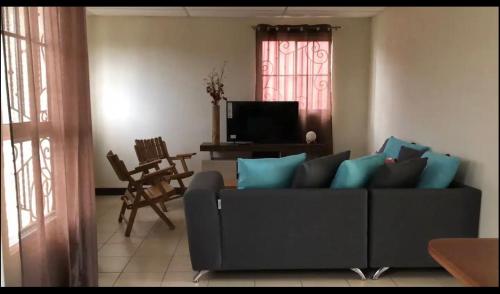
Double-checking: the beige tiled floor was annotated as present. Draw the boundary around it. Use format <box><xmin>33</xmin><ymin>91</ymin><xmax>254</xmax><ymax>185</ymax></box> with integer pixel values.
<box><xmin>96</xmin><ymin>196</ymin><xmax>463</xmax><ymax>287</ymax></box>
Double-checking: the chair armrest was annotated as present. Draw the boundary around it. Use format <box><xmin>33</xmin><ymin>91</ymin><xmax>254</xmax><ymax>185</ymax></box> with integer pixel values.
<box><xmin>183</xmin><ymin>171</ymin><xmax>224</xmax><ymax>270</ymax></box>
<box><xmin>136</xmin><ymin>167</ymin><xmax>175</xmax><ymax>184</ymax></box>
<box><xmin>170</xmin><ymin>153</ymin><xmax>197</xmax><ymax>160</ymax></box>
<box><xmin>130</xmin><ymin>159</ymin><xmax>162</xmax><ymax>174</ymax></box>
<box><xmin>167</xmin><ymin>171</ymin><xmax>194</xmax><ymax>180</ymax></box>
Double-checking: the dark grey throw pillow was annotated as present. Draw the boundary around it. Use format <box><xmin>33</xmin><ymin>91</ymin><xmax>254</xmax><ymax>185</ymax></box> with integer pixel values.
<box><xmin>369</xmin><ymin>157</ymin><xmax>428</xmax><ymax>188</ymax></box>
<box><xmin>291</xmin><ymin>150</ymin><xmax>350</xmax><ymax>188</ymax></box>
<box><xmin>398</xmin><ymin>146</ymin><xmax>427</xmax><ymax>162</ymax></box>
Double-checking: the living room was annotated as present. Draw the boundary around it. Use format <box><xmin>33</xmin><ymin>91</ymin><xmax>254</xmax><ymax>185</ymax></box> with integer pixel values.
<box><xmin>0</xmin><ymin>5</ymin><xmax>498</xmax><ymax>287</ymax></box>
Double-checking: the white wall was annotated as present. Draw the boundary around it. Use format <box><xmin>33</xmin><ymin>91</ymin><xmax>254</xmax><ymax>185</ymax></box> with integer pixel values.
<box><xmin>87</xmin><ymin>16</ymin><xmax>372</xmax><ymax>188</ymax></box>
<box><xmin>369</xmin><ymin>7</ymin><xmax>499</xmax><ymax>237</ymax></box>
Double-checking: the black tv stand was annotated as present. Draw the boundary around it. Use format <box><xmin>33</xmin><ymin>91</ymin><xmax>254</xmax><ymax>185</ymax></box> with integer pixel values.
<box><xmin>228</xmin><ymin>141</ymin><xmax>253</xmax><ymax>145</ymax></box>
<box><xmin>200</xmin><ymin>142</ymin><xmax>328</xmax><ymax>160</ymax></box>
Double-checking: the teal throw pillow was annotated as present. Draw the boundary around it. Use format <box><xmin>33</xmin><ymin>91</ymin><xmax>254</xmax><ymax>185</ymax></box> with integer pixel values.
<box><xmin>382</xmin><ymin>136</ymin><xmax>430</xmax><ymax>158</ymax></box>
<box><xmin>331</xmin><ymin>153</ymin><xmax>385</xmax><ymax>189</ymax></box>
<box><xmin>237</xmin><ymin>153</ymin><xmax>306</xmax><ymax>189</ymax></box>
<box><xmin>417</xmin><ymin>151</ymin><xmax>460</xmax><ymax>188</ymax></box>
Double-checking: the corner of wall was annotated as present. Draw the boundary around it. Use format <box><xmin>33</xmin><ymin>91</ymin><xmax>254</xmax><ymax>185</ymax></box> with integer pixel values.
<box><xmin>366</xmin><ymin>13</ymin><xmax>378</xmax><ymax>153</ymax></box>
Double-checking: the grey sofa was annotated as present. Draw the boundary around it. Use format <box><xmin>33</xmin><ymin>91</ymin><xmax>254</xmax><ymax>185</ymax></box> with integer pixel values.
<box><xmin>183</xmin><ymin>171</ymin><xmax>368</xmax><ymax>282</ymax></box>
<box><xmin>183</xmin><ymin>171</ymin><xmax>481</xmax><ymax>282</ymax></box>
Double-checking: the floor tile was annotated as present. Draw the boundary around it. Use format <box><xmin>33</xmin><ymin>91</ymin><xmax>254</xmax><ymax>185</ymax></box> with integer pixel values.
<box><xmin>391</xmin><ymin>277</ymin><xmax>462</xmax><ymax>287</ymax></box>
<box><xmin>97</xmin><ymin>221</ymin><xmax>123</xmax><ymax>233</ymax></box>
<box><xmin>347</xmin><ymin>278</ymin><xmax>397</xmax><ymax>287</ymax></box>
<box><xmin>98</xmin><ymin>243</ymin><xmax>139</xmax><ymax>257</ymax></box>
<box><xmin>264</xmin><ymin>270</ymin><xmax>351</xmax><ymax>287</ymax></box>
<box><xmin>98</xmin><ymin>213</ymin><xmax>123</xmax><ymax>226</ymax></box>
<box><xmin>207</xmin><ymin>271</ymin><xmax>257</xmax><ymax>287</ymax></box>
<box><xmin>107</xmin><ymin>231</ymin><xmax>144</xmax><ymax>245</ymax></box>
<box><xmin>98</xmin><ymin>273</ymin><xmax>120</xmax><ymax>287</ymax></box>
<box><xmin>301</xmin><ymin>279</ymin><xmax>350</xmax><ymax>287</ymax></box>
<box><xmin>208</xmin><ymin>280</ymin><xmax>255</xmax><ymax>287</ymax></box>
<box><xmin>98</xmin><ymin>256</ymin><xmax>130</xmax><ymax>273</ymax></box>
<box><xmin>135</xmin><ymin>239</ymin><xmax>179</xmax><ymax>257</ymax></box>
<box><xmin>123</xmin><ymin>255</ymin><xmax>172</xmax><ymax>273</ymax></box>
<box><xmin>114</xmin><ymin>273</ymin><xmax>164</xmax><ymax>287</ymax></box>
<box><xmin>167</xmin><ymin>254</ymin><xmax>193</xmax><ymax>272</ymax></box>
<box><xmin>174</xmin><ymin>243</ymin><xmax>190</xmax><ymax>256</ymax></box>
<box><xmin>388</xmin><ymin>269</ymin><xmax>463</xmax><ymax>287</ymax></box>
<box><xmin>255</xmin><ymin>279</ymin><xmax>302</xmax><ymax>287</ymax></box>
<box><xmin>97</xmin><ymin>231</ymin><xmax>115</xmax><ymax>244</ymax></box>
<box><xmin>114</xmin><ymin>225</ymin><xmax>153</xmax><ymax>238</ymax></box>
<box><xmin>162</xmin><ymin>271</ymin><xmax>208</xmax><ymax>287</ymax></box>
<box><xmin>147</xmin><ymin>224</ymin><xmax>183</xmax><ymax>240</ymax></box>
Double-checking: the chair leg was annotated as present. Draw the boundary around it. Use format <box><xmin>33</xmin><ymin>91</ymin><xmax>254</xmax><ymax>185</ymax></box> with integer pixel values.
<box><xmin>159</xmin><ymin>201</ymin><xmax>168</xmax><ymax>212</ymax></box>
<box><xmin>150</xmin><ymin>202</ymin><xmax>176</xmax><ymax>230</ymax></box>
<box><xmin>124</xmin><ymin>206</ymin><xmax>138</xmax><ymax>237</ymax></box>
<box><xmin>118</xmin><ymin>201</ymin><xmax>127</xmax><ymax>223</ymax></box>
<box><xmin>177</xmin><ymin>179</ymin><xmax>186</xmax><ymax>193</ymax></box>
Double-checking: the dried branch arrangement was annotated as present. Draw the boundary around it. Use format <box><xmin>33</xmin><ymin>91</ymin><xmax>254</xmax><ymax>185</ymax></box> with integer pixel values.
<box><xmin>204</xmin><ymin>61</ymin><xmax>228</xmax><ymax>105</ymax></box>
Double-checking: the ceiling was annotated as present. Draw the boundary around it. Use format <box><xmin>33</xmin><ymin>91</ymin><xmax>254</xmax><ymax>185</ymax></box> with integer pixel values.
<box><xmin>86</xmin><ymin>7</ymin><xmax>384</xmax><ymax>18</ymax></box>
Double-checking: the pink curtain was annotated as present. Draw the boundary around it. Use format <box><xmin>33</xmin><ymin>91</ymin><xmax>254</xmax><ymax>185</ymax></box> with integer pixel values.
<box><xmin>256</xmin><ymin>24</ymin><xmax>333</xmax><ymax>153</ymax></box>
<box><xmin>1</xmin><ymin>7</ymin><xmax>97</xmax><ymax>286</ymax></box>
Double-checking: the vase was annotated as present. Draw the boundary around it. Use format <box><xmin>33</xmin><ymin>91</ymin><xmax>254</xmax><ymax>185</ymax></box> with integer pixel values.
<box><xmin>212</xmin><ymin>103</ymin><xmax>220</xmax><ymax>144</ymax></box>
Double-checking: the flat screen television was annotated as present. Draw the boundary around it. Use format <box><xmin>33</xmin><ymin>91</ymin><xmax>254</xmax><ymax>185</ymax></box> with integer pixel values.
<box><xmin>226</xmin><ymin>101</ymin><xmax>300</xmax><ymax>143</ymax></box>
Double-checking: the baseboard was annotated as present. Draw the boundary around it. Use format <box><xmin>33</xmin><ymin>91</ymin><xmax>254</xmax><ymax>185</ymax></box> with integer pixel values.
<box><xmin>95</xmin><ymin>188</ymin><xmax>126</xmax><ymax>196</ymax></box>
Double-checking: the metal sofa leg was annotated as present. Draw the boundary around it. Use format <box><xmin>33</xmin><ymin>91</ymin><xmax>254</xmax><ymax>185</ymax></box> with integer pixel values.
<box><xmin>350</xmin><ymin>268</ymin><xmax>367</xmax><ymax>280</ymax></box>
<box><xmin>372</xmin><ymin>267</ymin><xmax>390</xmax><ymax>280</ymax></box>
<box><xmin>193</xmin><ymin>270</ymin><xmax>209</xmax><ymax>283</ymax></box>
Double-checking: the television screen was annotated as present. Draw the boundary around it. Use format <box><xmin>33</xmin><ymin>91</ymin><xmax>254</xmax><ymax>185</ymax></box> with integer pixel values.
<box><xmin>226</xmin><ymin>101</ymin><xmax>300</xmax><ymax>143</ymax></box>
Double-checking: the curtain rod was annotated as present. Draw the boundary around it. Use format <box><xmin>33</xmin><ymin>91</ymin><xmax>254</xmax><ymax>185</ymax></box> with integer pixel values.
<box><xmin>251</xmin><ymin>25</ymin><xmax>341</xmax><ymax>31</ymax></box>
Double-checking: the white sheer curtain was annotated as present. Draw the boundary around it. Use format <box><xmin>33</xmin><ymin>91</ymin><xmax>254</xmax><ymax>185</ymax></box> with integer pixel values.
<box><xmin>1</xmin><ymin>7</ymin><xmax>97</xmax><ymax>286</ymax></box>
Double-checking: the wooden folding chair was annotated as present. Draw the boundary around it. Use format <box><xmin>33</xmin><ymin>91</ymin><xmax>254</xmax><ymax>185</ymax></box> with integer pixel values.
<box><xmin>106</xmin><ymin>150</ymin><xmax>181</xmax><ymax>236</ymax></box>
<box><xmin>134</xmin><ymin>137</ymin><xmax>196</xmax><ymax>195</ymax></box>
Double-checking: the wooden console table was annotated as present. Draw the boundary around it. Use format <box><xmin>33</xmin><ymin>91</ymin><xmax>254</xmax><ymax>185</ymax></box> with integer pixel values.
<box><xmin>200</xmin><ymin>142</ymin><xmax>328</xmax><ymax>159</ymax></box>
<box><xmin>200</xmin><ymin>142</ymin><xmax>328</xmax><ymax>188</ymax></box>
<box><xmin>428</xmin><ymin>238</ymin><xmax>499</xmax><ymax>287</ymax></box>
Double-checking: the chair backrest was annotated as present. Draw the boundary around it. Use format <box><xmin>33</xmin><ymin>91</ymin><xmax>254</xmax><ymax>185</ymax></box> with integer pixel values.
<box><xmin>106</xmin><ymin>150</ymin><xmax>130</xmax><ymax>182</ymax></box>
<box><xmin>135</xmin><ymin>137</ymin><xmax>170</xmax><ymax>164</ymax></box>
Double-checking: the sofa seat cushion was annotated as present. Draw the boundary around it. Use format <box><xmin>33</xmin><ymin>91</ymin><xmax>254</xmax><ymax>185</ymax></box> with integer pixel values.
<box><xmin>381</xmin><ymin>136</ymin><xmax>430</xmax><ymax>159</ymax></box>
<box><xmin>417</xmin><ymin>151</ymin><xmax>460</xmax><ymax>188</ymax></box>
<box><xmin>331</xmin><ymin>154</ymin><xmax>385</xmax><ymax>189</ymax></box>
<box><xmin>237</xmin><ymin>153</ymin><xmax>306</xmax><ymax>189</ymax></box>
<box><xmin>369</xmin><ymin>157</ymin><xmax>428</xmax><ymax>188</ymax></box>
<box><xmin>291</xmin><ymin>151</ymin><xmax>350</xmax><ymax>188</ymax></box>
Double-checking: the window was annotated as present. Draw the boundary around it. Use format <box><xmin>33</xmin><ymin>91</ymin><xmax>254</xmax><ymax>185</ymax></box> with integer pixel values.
<box><xmin>255</xmin><ymin>24</ymin><xmax>334</xmax><ymax>151</ymax></box>
<box><xmin>260</xmin><ymin>40</ymin><xmax>331</xmax><ymax>110</ymax></box>
<box><xmin>1</xmin><ymin>7</ymin><xmax>54</xmax><ymax>246</ymax></box>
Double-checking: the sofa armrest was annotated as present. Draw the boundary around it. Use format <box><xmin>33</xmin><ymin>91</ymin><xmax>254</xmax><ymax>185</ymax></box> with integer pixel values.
<box><xmin>183</xmin><ymin>171</ymin><xmax>224</xmax><ymax>271</ymax></box>
<box><xmin>369</xmin><ymin>186</ymin><xmax>481</xmax><ymax>268</ymax></box>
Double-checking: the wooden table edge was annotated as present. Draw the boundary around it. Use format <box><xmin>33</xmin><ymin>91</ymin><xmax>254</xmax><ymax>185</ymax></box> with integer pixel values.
<box><xmin>428</xmin><ymin>243</ymin><xmax>481</xmax><ymax>287</ymax></box>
